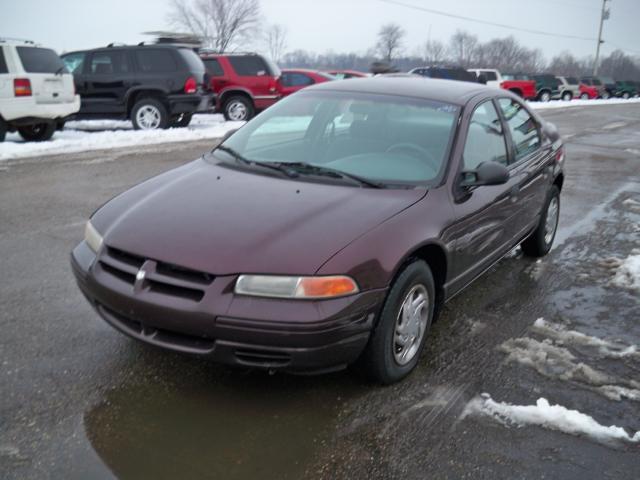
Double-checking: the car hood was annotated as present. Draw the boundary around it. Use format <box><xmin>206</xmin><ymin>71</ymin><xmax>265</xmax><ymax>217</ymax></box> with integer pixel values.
<box><xmin>93</xmin><ymin>157</ymin><xmax>427</xmax><ymax>276</ymax></box>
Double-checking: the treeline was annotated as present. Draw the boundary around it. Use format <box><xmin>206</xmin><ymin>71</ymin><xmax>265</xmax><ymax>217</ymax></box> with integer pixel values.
<box><xmin>279</xmin><ymin>30</ymin><xmax>640</xmax><ymax>81</ymax></box>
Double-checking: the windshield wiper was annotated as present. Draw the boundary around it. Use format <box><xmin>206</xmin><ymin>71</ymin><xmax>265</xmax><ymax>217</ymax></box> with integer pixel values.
<box><xmin>214</xmin><ymin>145</ymin><xmax>298</xmax><ymax>178</ymax></box>
<box><xmin>271</xmin><ymin>162</ymin><xmax>385</xmax><ymax>189</ymax></box>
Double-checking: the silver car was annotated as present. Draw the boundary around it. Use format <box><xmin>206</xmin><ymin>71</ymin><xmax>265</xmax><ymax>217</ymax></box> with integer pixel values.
<box><xmin>556</xmin><ymin>76</ymin><xmax>580</xmax><ymax>101</ymax></box>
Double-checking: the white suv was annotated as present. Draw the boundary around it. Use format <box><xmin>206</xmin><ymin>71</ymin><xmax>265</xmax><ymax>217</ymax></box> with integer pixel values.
<box><xmin>0</xmin><ymin>38</ymin><xmax>80</xmax><ymax>142</ymax></box>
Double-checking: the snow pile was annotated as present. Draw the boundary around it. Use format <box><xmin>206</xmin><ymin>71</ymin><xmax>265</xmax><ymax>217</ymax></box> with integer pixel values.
<box><xmin>498</xmin><ymin>336</ymin><xmax>640</xmax><ymax>401</ymax></box>
<box><xmin>0</xmin><ymin>114</ymin><xmax>244</xmax><ymax>162</ymax></box>
<box><xmin>529</xmin><ymin>97</ymin><xmax>640</xmax><ymax>110</ymax></box>
<box><xmin>611</xmin><ymin>251</ymin><xmax>640</xmax><ymax>291</ymax></box>
<box><xmin>466</xmin><ymin>394</ymin><xmax>640</xmax><ymax>444</ymax></box>
<box><xmin>532</xmin><ymin>318</ymin><xmax>638</xmax><ymax>359</ymax></box>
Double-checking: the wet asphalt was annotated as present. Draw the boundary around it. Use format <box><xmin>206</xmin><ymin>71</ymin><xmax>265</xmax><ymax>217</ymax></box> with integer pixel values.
<box><xmin>1</xmin><ymin>105</ymin><xmax>639</xmax><ymax>479</ymax></box>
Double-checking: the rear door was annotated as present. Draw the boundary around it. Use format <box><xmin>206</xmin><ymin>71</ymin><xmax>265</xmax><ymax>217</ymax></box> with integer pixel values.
<box><xmin>227</xmin><ymin>55</ymin><xmax>274</xmax><ymax>97</ymax></box>
<box><xmin>448</xmin><ymin>99</ymin><xmax>521</xmax><ymax>292</ymax></box>
<box><xmin>15</xmin><ymin>46</ymin><xmax>75</xmax><ymax>104</ymax></box>
<box><xmin>83</xmin><ymin>49</ymin><xmax>132</xmax><ymax>114</ymax></box>
<box><xmin>497</xmin><ymin>97</ymin><xmax>549</xmax><ymax>237</ymax></box>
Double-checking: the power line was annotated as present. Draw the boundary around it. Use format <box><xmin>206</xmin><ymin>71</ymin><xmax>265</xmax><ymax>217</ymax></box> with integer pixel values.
<box><xmin>377</xmin><ymin>0</ymin><xmax>597</xmax><ymax>41</ymax></box>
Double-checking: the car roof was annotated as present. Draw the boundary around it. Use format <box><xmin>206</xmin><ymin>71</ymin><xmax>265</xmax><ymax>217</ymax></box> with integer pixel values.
<box><xmin>307</xmin><ymin>76</ymin><xmax>492</xmax><ymax>106</ymax></box>
<box><xmin>62</xmin><ymin>44</ymin><xmax>186</xmax><ymax>56</ymax></box>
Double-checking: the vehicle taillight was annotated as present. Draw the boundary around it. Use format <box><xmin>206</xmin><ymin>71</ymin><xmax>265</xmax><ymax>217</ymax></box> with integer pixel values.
<box><xmin>555</xmin><ymin>147</ymin><xmax>565</xmax><ymax>163</ymax></box>
<box><xmin>269</xmin><ymin>76</ymin><xmax>277</xmax><ymax>93</ymax></box>
<box><xmin>14</xmin><ymin>78</ymin><xmax>32</xmax><ymax>97</ymax></box>
<box><xmin>184</xmin><ymin>77</ymin><xmax>197</xmax><ymax>94</ymax></box>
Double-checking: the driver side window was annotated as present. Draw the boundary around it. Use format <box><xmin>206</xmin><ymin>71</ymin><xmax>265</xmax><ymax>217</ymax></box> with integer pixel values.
<box><xmin>463</xmin><ymin>101</ymin><xmax>508</xmax><ymax>170</ymax></box>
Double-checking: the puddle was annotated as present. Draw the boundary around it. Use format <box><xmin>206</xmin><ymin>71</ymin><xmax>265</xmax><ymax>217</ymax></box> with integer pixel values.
<box><xmin>84</xmin><ymin>368</ymin><xmax>361</xmax><ymax>480</ymax></box>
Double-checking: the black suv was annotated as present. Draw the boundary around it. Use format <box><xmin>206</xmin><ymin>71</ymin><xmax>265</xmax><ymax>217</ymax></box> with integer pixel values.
<box><xmin>408</xmin><ymin>66</ymin><xmax>478</xmax><ymax>83</ymax></box>
<box><xmin>530</xmin><ymin>74</ymin><xmax>562</xmax><ymax>102</ymax></box>
<box><xmin>61</xmin><ymin>44</ymin><xmax>212</xmax><ymax>129</ymax></box>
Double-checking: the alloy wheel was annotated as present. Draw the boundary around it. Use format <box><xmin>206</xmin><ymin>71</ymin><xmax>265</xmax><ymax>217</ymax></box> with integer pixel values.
<box><xmin>136</xmin><ymin>105</ymin><xmax>162</xmax><ymax>130</ymax></box>
<box><xmin>393</xmin><ymin>284</ymin><xmax>429</xmax><ymax>366</ymax></box>
<box><xmin>544</xmin><ymin>196</ymin><xmax>559</xmax><ymax>245</ymax></box>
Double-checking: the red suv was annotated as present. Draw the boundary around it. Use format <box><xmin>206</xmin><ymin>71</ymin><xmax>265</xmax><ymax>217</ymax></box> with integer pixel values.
<box><xmin>200</xmin><ymin>52</ymin><xmax>281</xmax><ymax>121</ymax></box>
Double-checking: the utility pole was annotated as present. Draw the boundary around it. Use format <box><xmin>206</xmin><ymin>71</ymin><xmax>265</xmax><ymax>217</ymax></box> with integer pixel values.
<box><xmin>593</xmin><ymin>0</ymin><xmax>611</xmax><ymax>76</ymax></box>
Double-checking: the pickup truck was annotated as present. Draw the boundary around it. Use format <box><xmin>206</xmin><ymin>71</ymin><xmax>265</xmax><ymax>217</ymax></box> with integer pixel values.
<box><xmin>467</xmin><ymin>69</ymin><xmax>536</xmax><ymax>100</ymax></box>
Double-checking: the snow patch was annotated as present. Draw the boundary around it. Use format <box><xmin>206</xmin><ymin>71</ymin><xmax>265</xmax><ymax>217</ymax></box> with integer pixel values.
<box><xmin>466</xmin><ymin>394</ymin><xmax>640</xmax><ymax>444</ymax></box>
<box><xmin>529</xmin><ymin>97</ymin><xmax>640</xmax><ymax>110</ymax></box>
<box><xmin>532</xmin><ymin>318</ymin><xmax>638</xmax><ymax>359</ymax></box>
<box><xmin>0</xmin><ymin>115</ymin><xmax>244</xmax><ymax>162</ymax></box>
<box><xmin>611</xmin><ymin>251</ymin><xmax>640</xmax><ymax>291</ymax></box>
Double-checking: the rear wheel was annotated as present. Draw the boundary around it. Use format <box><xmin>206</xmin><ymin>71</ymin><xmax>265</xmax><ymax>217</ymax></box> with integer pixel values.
<box><xmin>17</xmin><ymin>122</ymin><xmax>56</xmax><ymax>142</ymax></box>
<box><xmin>223</xmin><ymin>95</ymin><xmax>254</xmax><ymax>121</ymax></box>
<box><xmin>601</xmin><ymin>91</ymin><xmax>611</xmax><ymax>100</ymax></box>
<box><xmin>580</xmin><ymin>93</ymin><xmax>589</xmax><ymax>100</ymax></box>
<box><xmin>131</xmin><ymin>98</ymin><xmax>169</xmax><ymax>130</ymax></box>
<box><xmin>360</xmin><ymin>260</ymin><xmax>435</xmax><ymax>384</ymax></box>
<box><xmin>538</xmin><ymin>90</ymin><xmax>551</xmax><ymax>102</ymax></box>
<box><xmin>562</xmin><ymin>91</ymin><xmax>572</xmax><ymax>101</ymax></box>
<box><xmin>170</xmin><ymin>113</ymin><xmax>193</xmax><ymax>128</ymax></box>
<box><xmin>0</xmin><ymin>118</ymin><xmax>6</xmax><ymax>142</ymax></box>
<box><xmin>622</xmin><ymin>92</ymin><xmax>630</xmax><ymax>100</ymax></box>
<box><xmin>522</xmin><ymin>185</ymin><xmax>560</xmax><ymax>257</ymax></box>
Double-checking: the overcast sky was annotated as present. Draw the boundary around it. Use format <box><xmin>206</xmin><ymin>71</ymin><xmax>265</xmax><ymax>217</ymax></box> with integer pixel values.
<box><xmin>1</xmin><ymin>0</ymin><xmax>637</xmax><ymax>60</ymax></box>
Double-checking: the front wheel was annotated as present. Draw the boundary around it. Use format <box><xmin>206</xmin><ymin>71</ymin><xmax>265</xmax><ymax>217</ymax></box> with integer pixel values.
<box><xmin>622</xmin><ymin>92</ymin><xmax>630</xmax><ymax>100</ymax></box>
<box><xmin>131</xmin><ymin>98</ymin><xmax>169</xmax><ymax>130</ymax></box>
<box><xmin>360</xmin><ymin>260</ymin><xmax>435</xmax><ymax>384</ymax></box>
<box><xmin>580</xmin><ymin>93</ymin><xmax>589</xmax><ymax>100</ymax></box>
<box><xmin>17</xmin><ymin>122</ymin><xmax>56</xmax><ymax>142</ymax></box>
<box><xmin>522</xmin><ymin>185</ymin><xmax>560</xmax><ymax>257</ymax></box>
<box><xmin>601</xmin><ymin>91</ymin><xmax>611</xmax><ymax>100</ymax></box>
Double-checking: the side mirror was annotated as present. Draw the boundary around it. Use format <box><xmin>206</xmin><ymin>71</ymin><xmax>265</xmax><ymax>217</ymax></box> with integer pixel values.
<box><xmin>461</xmin><ymin>161</ymin><xmax>509</xmax><ymax>188</ymax></box>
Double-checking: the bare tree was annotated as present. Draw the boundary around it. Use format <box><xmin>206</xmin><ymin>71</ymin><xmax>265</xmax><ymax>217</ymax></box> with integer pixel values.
<box><xmin>168</xmin><ymin>0</ymin><xmax>261</xmax><ymax>52</ymax></box>
<box><xmin>423</xmin><ymin>39</ymin><xmax>446</xmax><ymax>64</ymax></box>
<box><xmin>448</xmin><ymin>30</ymin><xmax>478</xmax><ymax>68</ymax></box>
<box><xmin>375</xmin><ymin>23</ymin><xmax>405</xmax><ymax>63</ymax></box>
<box><xmin>264</xmin><ymin>24</ymin><xmax>287</xmax><ymax>63</ymax></box>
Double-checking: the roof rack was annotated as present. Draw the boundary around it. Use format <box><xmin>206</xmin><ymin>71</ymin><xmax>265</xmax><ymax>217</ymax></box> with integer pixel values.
<box><xmin>198</xmin><ymin>49</ymin><xmax>258</xmax><ymax>55</ymax></box>
<box><xmin>0</xmin><ymin>37</ymin><xmax>36</xmax><ymax>45</ymax></box>
<box><xmin>107</xmin><ymin>42</ymin><xmax>127</xmax><ymax>48</ymax></box>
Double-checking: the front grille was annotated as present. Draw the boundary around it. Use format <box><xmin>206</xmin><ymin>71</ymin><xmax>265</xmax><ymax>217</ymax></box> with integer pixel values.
<box><xmin>98</xmin><ymin>246</ymin><xmax>214</xmax><ymax>303</ymax></box>
<box><xmin>98</xmin><ymin>304</ymin><xmax>215</xmax><ymax>353</ymax></box>
<box><xmin>234</xmin><ymin>348</ymin><xmax>292</xmax><ymax>367</ymax></box>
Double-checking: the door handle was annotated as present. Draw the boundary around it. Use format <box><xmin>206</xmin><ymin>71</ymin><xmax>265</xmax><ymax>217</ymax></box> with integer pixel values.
<box><xmin>509</xmin><ymin>185</ymin><xmax>520</xmax><ymax>201</ymax></box>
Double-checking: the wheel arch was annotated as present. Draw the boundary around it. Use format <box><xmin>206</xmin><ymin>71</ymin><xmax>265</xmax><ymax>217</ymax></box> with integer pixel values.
<box><xmin>126</xmin><ymin>88</ymin><xmax>168</xmax><ymax>116</ymax></box>
<box><xmin>219</xmin><ymin>88</ymin><xmax>254</xmax><ymax>108</ymax></box>
<box><xmin>553</xmin><ymin>172</ymin><xmax>564</xmax><ymax>192</ymax></box>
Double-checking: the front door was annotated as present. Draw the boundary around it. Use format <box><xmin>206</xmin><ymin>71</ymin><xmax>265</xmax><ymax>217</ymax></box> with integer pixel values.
<box><xmin>83</xmin><ymin>50</ymin><xmax>132</xmax><ymax>115</ymax></box>
<box><xmin>447</xmin><ymin>99</ymin><xmax>522</xmax><ymax>294</ymax></box>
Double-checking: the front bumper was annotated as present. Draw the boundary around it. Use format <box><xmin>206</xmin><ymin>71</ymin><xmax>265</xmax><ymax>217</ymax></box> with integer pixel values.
<box><xmin>71</xmin><ymin>241</ymin><xmax>385</xmax><ymax>373</ymax></box>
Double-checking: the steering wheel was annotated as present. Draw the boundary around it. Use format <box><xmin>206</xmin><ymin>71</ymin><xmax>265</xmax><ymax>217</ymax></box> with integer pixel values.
<box><xmin>385</xmin><ymin>143</ymin><xmax>440</xmax><ymax>172</ymax></box>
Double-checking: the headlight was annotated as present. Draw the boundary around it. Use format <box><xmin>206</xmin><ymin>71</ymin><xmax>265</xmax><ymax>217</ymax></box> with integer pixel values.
<box><xmin>84</xmin><ymin>220</ymin><xmax>103</xmax><ymax>253</ymax></box>
<box><xmin>235</xmin><ymin>275</ymin><xmax>359</xmax><ymax>299</ymax></box>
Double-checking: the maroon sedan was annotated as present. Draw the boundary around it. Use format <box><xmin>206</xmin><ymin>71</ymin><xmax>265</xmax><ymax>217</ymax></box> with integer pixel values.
<box><xmin>71</xmin><ymin>77</ymin><xmax>564</xmax><ymax>383</ymax></box>
<box><xmin>278</xmin><ymin>68</ymin><xmax>335</xmax><ymax>96</ymax></box>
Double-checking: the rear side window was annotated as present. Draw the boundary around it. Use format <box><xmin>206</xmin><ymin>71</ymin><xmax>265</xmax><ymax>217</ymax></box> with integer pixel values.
<box><xmin>135</xmin><ymin>49</ymin><xmax>177</xmax><ymax>73</ymax></box>
<box><xmin>177</xmin><ymin>48</ymin><xmax>204</xmax><ymax>73</ymax></box>
<box><xmin>483</xmin><ymin>71</ymin><xmax>498</xmax><ymax>81</ymax></box>
<box><xmin>567</xmin><ymin>77</ymin><xmax>578</xmax><ymax>84</ymax></box>
<box><xmin>17</xmin><ymin>47</ymin><xmax>65</xmax><ymax>73</ymax></box>
<box><xmin>89</xmin><ymin>51</ymin><xmax>129</xmax><ymax>75</ymax></box>
<box><xmin>463</xmin><ymin>101</ymin><xmax>508</xmax><ymax>170</ymax></box>
<box><xmin>0</xmin><ymin>48</ymin><xmax>7</xmax><ymax>74</ymax></box>
<box><xmin>62</xmin><ymin>52</ymin><xmax>86</xmax><ymax>74</ymax></box>
<box><xmin>498</xmin><ymin>98</ymin><xmax>541</xmax><ymax>162</ymax></box>
<box><xmin>203</xmin><ymin>58</ymin><xmax>224</xmax><ymax>76</ymax></box>
<box><xmin>228</xmin><ymin>56</ymin><xmax>268</xmax><ymax>76</ymax></box>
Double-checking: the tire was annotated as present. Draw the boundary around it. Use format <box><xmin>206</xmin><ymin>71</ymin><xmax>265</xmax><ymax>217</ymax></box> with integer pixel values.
<box><xmin>223</xmin><ymin>95</ymin><xmax>254</xmax><ymax>121</ymax></box>
<box><xmin>580</xmin><ymin>93</ymin><xmax>589</xmax><ymax>100</ymax></box>
<box><xmin>562</xmin><ymin>91</ymin><xmax>572</xmax><ymax>102</ymax></box>
<box><xmin>538</xmin><ymin>91</ymin><xmax>551</xmax><ymax>102</ymax></box>
<box><xmin>0</xmin><ymin>118</ymin><xmax>6</xmax><ymax>143</ymax></box>
<box><xmin>622</xmin><ymin>92</ymin><xmax>630</xmax><ymax>100</ymax></box>
<box><xmin>131</xmin><ymin>98</ymin><xmax>169</xmax><ymax>130</ymax></box>
<box><xmin>522</xmin><ymin>185</ymin><xmax>560</xmax><ymax>258</ymax></box>
<box><xmin>360</xmin><ymin>260</ymin><xmax>435</xmax><ymax>384</ymax></box>
<box><xmin>601</xmin><ymin>91</ymin><xmax>610</xmax><ymax>100</ymax></box>
<box><xmin>17</xmin><ymin>122</ymin><xmax>56</xmax><ymax>142</ymax></box>
<box><xmin>56</xmin><ymin>120</ymin><xmax>66</xmax><ymax>131</ymax></box>
<box><xmin>170</xmin><ymin>113</ymin><xmax>193</xmax><ymax>128</ymax></box>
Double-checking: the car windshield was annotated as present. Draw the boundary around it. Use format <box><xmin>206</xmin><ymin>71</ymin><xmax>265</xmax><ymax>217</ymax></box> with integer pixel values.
<box><xmin>217</xmin><ymin>90</ymin><xmax>460</xmax><ymax>186</ymax></box>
